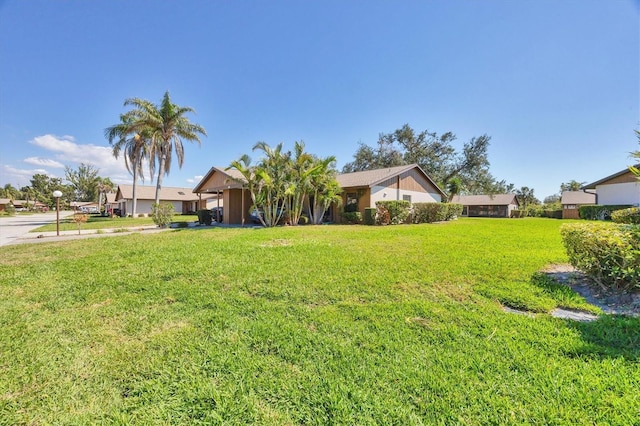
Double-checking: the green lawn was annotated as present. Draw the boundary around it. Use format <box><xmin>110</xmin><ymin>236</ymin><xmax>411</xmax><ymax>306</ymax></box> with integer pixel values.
<box><xmin>1</xmin><ymin>218</ymin><xmax>638</xmax><ymax>424</ymax></box>
<box><xmin>30</xmin><ymin>214</ymin><xmax>198</xmax><ymax>232</ymax></box>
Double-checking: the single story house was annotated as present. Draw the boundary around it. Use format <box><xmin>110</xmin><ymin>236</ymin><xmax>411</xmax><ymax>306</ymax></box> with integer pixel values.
<box><xmin>0</xmin><ymin>198</ymin><xmax>11</xmax><ymax>212</ymax></box>
<box><xmin>192</xmin><ymin>164</ymin><xmax>446</xmax><ymax>225</ymax></box>
<box><xmin>115</xmin><ymin>185</ymin><xmax>220</xmax><ymax>216</ymax></box>
<box><xmin>560</xmin><ymin>191</ymin><xmax>596</xmax><ymax>219</ymax></box>
<box><xmin>334</xmin><ymin>164</ymin><xmax>446</xmax><ymax>222</ymax></box>
<box><xmin>451</xmin><ymin>194</ymin><xmax>520</xmax><ymax>218</ymax></box>
<box><xmin>192</xmin><ymin>167</ymin><xmax>252</xmax><ymax>225</ymax></box>
<box><xmin>582</xmin><ymin>165</ymin><xmax>640</xmax><ymax>207</ymax></box>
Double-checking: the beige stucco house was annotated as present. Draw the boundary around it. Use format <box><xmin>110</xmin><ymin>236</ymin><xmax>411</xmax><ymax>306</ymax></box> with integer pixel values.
<box><xmin>115</xmin><ymin>185</ymin><xmax>219</xmax><ymax>216</ymax></box>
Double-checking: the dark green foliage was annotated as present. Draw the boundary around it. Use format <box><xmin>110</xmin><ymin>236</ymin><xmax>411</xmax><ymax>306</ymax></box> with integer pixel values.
<box><xmin>560</xmin><ymin>222</ymin><xmax>640</xmax><ymax>291</ymax></box>
<box><xmin>510</xmin><ymin>210</ymin><xmax>528</xmax><ymax>218</ymax></box>
<box><xmin>364</xmin><ymin>208</ymin><xmax>376</xmax><ymax>225</ymax></box>
<box><xmin>196</xmin><ymin>209</ymin><xmax>212</xmax><ymax>225</ymax></box>
<box><xmin>412</xmin><ymin>203</ymin><xmax>461</xmax><ymax>223</ymax></box>
<box><xmin>611</xmin><ymin>207</ymin><xmax>640</xmax><ymax>224</ymax></box>
<box><xmin>4</xmin><ymin>204</ymin><xmax>16</xmax><ymax>215</ymax></box>
<box><xmin>375</xmin><ymin>200</ymin><xmax>411</xmax><ymax>225</ymax></box>
<box><xmin>579</xmin><ymin>205</ymin><xmax>633</xmax><ymax>221</ymax></box>
<box><xmin>341</xmin><ymin>211</ymin><xmax>362</xmax><ymax>224</ymax></box>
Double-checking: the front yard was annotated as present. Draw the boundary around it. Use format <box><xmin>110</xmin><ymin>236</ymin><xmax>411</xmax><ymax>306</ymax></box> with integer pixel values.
<box><xmin>0</xmin><ymin>219</ymin><xmax>638</xmax><ymax>424</ymax></box>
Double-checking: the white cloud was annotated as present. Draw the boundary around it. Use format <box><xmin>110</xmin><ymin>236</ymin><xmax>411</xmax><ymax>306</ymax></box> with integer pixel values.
<box><xmin>28</xmin><ymin>134</ymin><xmax>130</xmax><ymax>181</ymax></box>
<box><xmin>186</xmin><ymin>175</ymin><xmax>204</xmax><ymax>184</ymax></box>
<box><xmin>23</xmin><ymin>157</ymin><xmax>65</xmax><ymax>168</ymax></box>
<box><xmin>0</xmin><ymin>164</ymin><xmax>59</xmax><ymax>188</ymax></box>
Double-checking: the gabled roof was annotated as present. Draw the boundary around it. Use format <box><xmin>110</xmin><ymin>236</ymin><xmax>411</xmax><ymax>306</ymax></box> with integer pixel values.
<box><xmin>451</xmin><ymin>194</ymin><xmax>519</xmax><ymax>206</ymax></box>
<box><xmin>0</xmin><ymin>198</ymin><xmax>11</xmax><ymax>205</ymax></box>
<box><xmin>561</xmin><ymin>191</ymin><xmax>596</xmax><ymax>205</ymax></box>
<box><xmin>337</xmin><ymin>164</ymin><xmax>446</xmax><ymax>197</ymax></box>
<box><xmin>583</xmin><ymin>164</ymin><xmax>640</xmax><ymax>189</ymax></box>
<box><xmin>116</xmin><ymin>185</ymin><xmax>202</xmax><ymax>202</ymax></box>
<box><xmin>192</xmin><ymin>167</ymin><xmax>246</xmax><ymax>193</ymax></box>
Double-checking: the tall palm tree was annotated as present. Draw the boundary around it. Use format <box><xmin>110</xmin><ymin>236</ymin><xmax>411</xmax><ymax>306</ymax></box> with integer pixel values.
<box><xmin>118</xmin><ymin>91</ymin><xmax>207</xmax><ymax>204</ymax></box>
<box><xmin>105</xmin><ymin>116</ymin><xmax>151</xmax><ymax>217</ymax></box>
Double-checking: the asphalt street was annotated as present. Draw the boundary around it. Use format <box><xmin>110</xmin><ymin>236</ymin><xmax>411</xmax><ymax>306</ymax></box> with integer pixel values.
<box><xmin>0</xmin><ymin>211</ymin><xmax>63</xmax><ymax>247</ymax></box>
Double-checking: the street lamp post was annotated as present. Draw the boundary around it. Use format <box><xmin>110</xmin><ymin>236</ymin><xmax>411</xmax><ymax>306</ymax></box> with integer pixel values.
<box><xmin>53</xmin><ymin>190</ymin><xmax>62</xmax><ymax>236</ymax></box>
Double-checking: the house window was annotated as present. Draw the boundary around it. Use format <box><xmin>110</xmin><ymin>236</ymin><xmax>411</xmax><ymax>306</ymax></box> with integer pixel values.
<box><xmin>402</xmin><ymin>194</ymin><xmax>412</xmax><ymax>203</ymax></box>
<box><xmin>345</xmin><ymin>192</ymin><xmax>358</xmax><ymax>212</ymax></box>
<box><xmin>566</xmin><ymin>204</ymin><xmax>576</xmax><ymax>209</ymax></box>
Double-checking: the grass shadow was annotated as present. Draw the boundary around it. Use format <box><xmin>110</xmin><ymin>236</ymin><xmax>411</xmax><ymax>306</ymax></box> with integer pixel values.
<box><xmin>564</xmin><ymin>315</ymin><xmax>640</xmax><ymax>361</ymax></box>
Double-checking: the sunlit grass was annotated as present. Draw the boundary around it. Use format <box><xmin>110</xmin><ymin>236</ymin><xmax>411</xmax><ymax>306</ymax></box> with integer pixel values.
<box><xmin>1</xmin><ymin>218</ymin><xmax>638</xmax><ymax>424</ymax></box>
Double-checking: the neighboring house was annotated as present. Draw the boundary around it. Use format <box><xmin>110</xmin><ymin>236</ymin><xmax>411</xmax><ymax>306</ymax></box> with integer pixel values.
<box><xmin>115</xmin><ymin>185</ymin><xmax>219</xmax><ymax>216</ymax></box>
<box><xmin>11</xmin><ymin>199</ymin><xmax>47</xmax><ymax>211</ymax></box>
<box><xmin>560</xmin><ymin>191</ymin><xmax>596</xmax><ymax>219</ymax></box>
<box><xmin>451</xmin><ymin>194</ymin><xmax>519</xmax><ymax>218</ymax></box>
<box><xmin>582</xmin><ymin>165</ymin><xmax>640</xmax><ymax>207</ymax></box>
<box><xmin>0</xmin><ymin>198</ymin><xmax>11</xmax><ymax>212</ymax></box>
<box><xmin>334</xmin><ymin>164</ymin><xmax>446</xmax><ymax>222</ymax></box>
<box><xmin>192</xmin><ymin>164</ymin><xmax>446</xmax><ymax>225</ymax></box>
<box><xmin>192</xmin><ymin>167</ymin><xmax>252</xmax><ymax>225</ymax></box>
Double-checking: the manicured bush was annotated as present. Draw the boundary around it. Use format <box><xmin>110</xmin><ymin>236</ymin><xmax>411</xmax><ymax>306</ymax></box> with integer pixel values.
<box><xmin>341</xmin><ymin>211</ymin><xmax>362</xmax><ymax>224</ymax></box>
<box><xmin>611</xmin><ymin>207</ymin><xmax>640</xmax><ymax>224</ymax></box>
<box><xmin>197</xmin><ymin>209</ymin><xmax>212</xmax><ymax>225</ymax></box>
<box><xmin>151</xmin><ymin>202</ymin><xmax>175</xmax><ymax>228</ymax></box>
<box><xmin>412</xmin><ymin>203</ymin><xmax>448</xmax><ymax>223</ymax></box>
<box><xmin>560</xmin><ymin>222</ymin><xmax>640</xmax><ymax>291</ymax></box>
<box><xmin>579</xmin><ymin>205</ymin><xmax>632</xmax><ymax>221</ymax></box>
<box><xmin>364</xmin><ymin>207</ymin><xmax>376</xmax><ymax>225</ymax></box>
<box><xmin>445</xmin><ymin>203</ymin><xmax>463</xmax><ymax>220</ymax></box>
<box><xmin>542</xmin><ymin>209</ymin><xmax>562</xmax><ymax>219</ymax></box>
<box><xmin>4</xmin><ymin>204</ymin><xmax>16</xmax><ymax>216</ymax></box>
<box><xmin>375</xmin><ymin>200</ymin><xmax>410</xmax><ymax>225</ymax></box>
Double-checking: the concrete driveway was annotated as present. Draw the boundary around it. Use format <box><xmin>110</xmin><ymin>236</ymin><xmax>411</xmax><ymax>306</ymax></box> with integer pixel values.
<box><xmin>0</xmin><ymin>211</ymin><xmax>64</xmax><ymax>247</ymax></box>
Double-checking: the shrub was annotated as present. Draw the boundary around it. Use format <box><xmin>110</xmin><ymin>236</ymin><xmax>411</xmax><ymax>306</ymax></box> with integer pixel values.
<box><xmin>560</xmin><ymin>222</ymin><xmax>640</xmax><ymax>291</ymax></box>
<box><xmin>197</xmin><ymin>209</ymin><xmax>212</xmax><ymax>225</ymax></box>
<box><xmin>151</xmin><ymin>203</ymin><xmax>175</xmax><ymax>228</ymax></box>
<box><xmin>375</xmin><ymin>200</ymin><xmax>411</xmax><ymax>225</ymax></box>
<box><xmin>364</xmin><ymin>208</ymin><xmax>376</xmax><ymax>225</ymax></box>
<box><xmin>412</xmin><ymin>203</ymin><xmax>449</xmax><ymax>223</ymax></box>
<box><xmin>341</xmin><ymin>211</ymin><xmax>362</xmax><ymax>224</ymax></box>
<box><xmin>611</xmin><ymin>207</ymin><xmax>640</xmax><ymax>224</ymax></box>
<box><xmin>4</xmin><ymin>204</ymin><xmax>16</xmax><ymax>216</ymax></box>
<box><xmin>510</xmin><ymin>210</ymin><xmax>528</xmax><ymax>218</ymax></box>
<box><xmin>445</xmin><ymin>203</ymin><xmax>463</xmax><ymax>220</ymax></box>
<box><xmin>579</xmin><ymin>205</ymin><xmax>632</xmax><ymax>221</ymax></box>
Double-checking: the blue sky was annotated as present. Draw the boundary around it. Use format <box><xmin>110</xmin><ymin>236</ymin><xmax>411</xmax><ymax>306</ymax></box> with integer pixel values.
<box><xmin>1</xmin><ymin>0</ymin><xmax>638</xmax><ymax>200</ymax></box>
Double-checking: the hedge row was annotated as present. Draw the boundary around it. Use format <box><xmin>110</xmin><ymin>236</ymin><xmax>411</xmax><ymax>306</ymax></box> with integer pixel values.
<box><xmin>375</xmin><ymin>200</ymin><xmax>411</xmax><ymax>225</ymax></box>
<box><xmin>579</xmin><ymin>205</ymin><xmax>633</xmax><ymax>221</ymax></box>
<box><xmin>411</xmin><ymin>203</ymin><xmax>463</xmax><ymax>224</ymax></box>
<box><xmin>370</xmin><ymin>201</ymin><xmax>463</xmax><ymax>225</ymax></box>
<box><xmin>560</xmin><ymin>222</ymin><xmax>640</xmax><ymax>291</ymax></box>
<box><xmin>611</xmin><ymin>207</ymin><xmax>640</xmax><ymax>224</ymax></box>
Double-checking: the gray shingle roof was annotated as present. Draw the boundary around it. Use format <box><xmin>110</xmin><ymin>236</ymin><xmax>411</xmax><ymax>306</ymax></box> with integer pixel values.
<box><xmin>336</xmin><ymin>164</ymin><xmax>418</xmax><ymax>188</ymax></box>
<box><xmin>560</xmin><ymin>191</ymin><xmax>596</xmax><ymax>205</ymax></box>
<box><xmin>451</xmin><ymin>194</ymin><xmax>519</xmax><ymax>206</ymax></box>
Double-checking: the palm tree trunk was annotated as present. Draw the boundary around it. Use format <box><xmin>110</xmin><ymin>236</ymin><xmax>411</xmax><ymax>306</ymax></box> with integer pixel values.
<box><xmin>132</xmin><ymin>167</ymin><xmax>138</xmax><ymax>216</ymax></box>
<box><xmin>155</xmin><ymin>154</ymin><xmax>166</xmax><ymax>205</ymax></box>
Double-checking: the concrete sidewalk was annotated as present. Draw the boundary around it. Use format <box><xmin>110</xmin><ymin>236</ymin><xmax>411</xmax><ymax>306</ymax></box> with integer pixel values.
<box><xmin>7</xmin><ymin>224</ymin><xmax>166</xmax><ymax>245</ymax></box>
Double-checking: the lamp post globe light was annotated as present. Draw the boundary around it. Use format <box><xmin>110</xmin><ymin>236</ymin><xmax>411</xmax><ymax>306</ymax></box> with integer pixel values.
<box><xmin>53</xmin><ymin>190</ymin><xmax>63</xmax><ymax>236</ymax></box>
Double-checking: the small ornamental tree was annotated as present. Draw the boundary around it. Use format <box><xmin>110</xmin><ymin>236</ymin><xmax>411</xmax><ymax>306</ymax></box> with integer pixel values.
<box><xmin>72</xmin><ymin>213</ymin><xmax>88</xmax><ymax>235</ymax></box>
<box><xmin>151</xmin><ymin>202</ymin><xmax>174</xmax><ymax>228</ymax></box>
